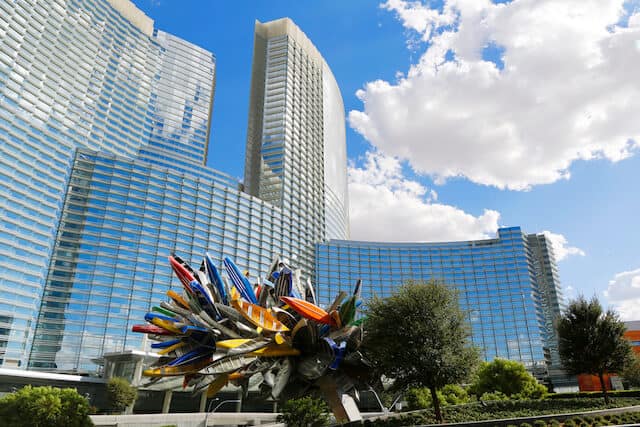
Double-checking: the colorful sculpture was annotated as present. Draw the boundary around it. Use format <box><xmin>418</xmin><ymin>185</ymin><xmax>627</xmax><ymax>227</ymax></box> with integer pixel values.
<box><xmin>132</xmin><ymin>253</ymin><xmax>370</xmax><ymax>422</ymax></box>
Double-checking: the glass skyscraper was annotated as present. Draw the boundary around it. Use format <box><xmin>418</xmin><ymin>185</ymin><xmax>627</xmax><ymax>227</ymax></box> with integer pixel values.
<box><xmin>0</xmin><ymin>0</ymin><xmax>216</xmax><ymax>369</ymax></box>
<box><xmin>0</xmin><ymin>0</ymin><xmax>566</xmax><ymax>386</ymax></box>
<box><xmin>316</xmin><ymin>227</ymin><xmax>565</xmax><ymax>381</ymax></box>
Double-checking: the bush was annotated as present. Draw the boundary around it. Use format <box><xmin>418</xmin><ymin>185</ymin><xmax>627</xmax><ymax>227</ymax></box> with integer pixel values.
<box><xmin>277</xmin><ymin>396</ymin><xmax>330</xmax><ymax>427</ymax></box>
<box><xmin>533</xmin><ymin>420</ymin><xmax>546</xmax><ymax>427</ymax></box>
<box><xmin>549</xmin><ymin>389</ymin><xmax>640</xmax><ymax>399</ymax></box>
<box><xmin>480</xmin><ymin>391</ymin><xmax>510</xmax><ymax>401</ymax></box>
<box><xmin>0</xmin><ymin>385</ymin><xmax>93</xmax><ymax>427</ymax></box>
<box><xmin>106</xmin><ymin>377</ymin><xmax>137</xmax><ymax>414</ymax></box>
<box><xmin>471</xmin><ymin>359</ymin><xmax>547</xmax><ymax>400</ymax></box>
<box><xmin>405</xmin><ymin>384</ymin><xmax>470</xmax><ymax>409</ymax></box>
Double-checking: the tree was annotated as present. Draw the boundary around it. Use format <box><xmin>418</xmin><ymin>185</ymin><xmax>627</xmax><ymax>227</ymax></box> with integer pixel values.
<box><xmin>470</xmin><ymin>358</ymin><xmax>547</xmax><ymax>399</ymax></box>
<box><xmin>621</xmin><ymin>353</ymin><xmax>640</xmax><ymax>388</ymax></box>
<box><xmin>0</xmin><ymin>385</ymin><xmax>93</xmax><ymax>427</ymax></box>
<box><xmin>276</xmin><ymin>396</ymin><xmax>330</xmax><ymax>427</ymax></box>
<box><xmin>106</xmin><ymin>377</ymin><xmax>137</xmax><ymax>414</ymax></box>
<box><xmin>557</xmin><ymin>296</ymin><xmax>632</xmax><ymax>403</ymax></box>
<box><xmin>363</xmin><ymin>280</ymin><xmax>481</xmax><ymax>422</ymax></box>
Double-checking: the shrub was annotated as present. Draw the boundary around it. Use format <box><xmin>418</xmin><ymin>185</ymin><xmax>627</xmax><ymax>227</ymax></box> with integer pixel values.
<box><xmin>549</xmin><ymin>420</ymin><xmax>561</xmax><ymax>426</ymax></box>
<box><xmin>471</xmin><ymin>359</ymin><xmax>547</xmax><ymax>400</ymax></box>
<box><xmin>519</xmin><ymin>423</ymin><xmax>532</xmax><ymax>427</ymax></box>
<box><xmin>562</xmin><ymin>420</ymin><xmax>576</xmax><ymax>427</ymax></box>
<box><xmin>480</xmin><ymin>391</ymin><xmax>510</xmax><ymax>401</ymax></box>
<box><xmin>106</xmin><ymin>377</ymin><xmax>137</xmax><ymax>414</ymax></box>
<box><xmin>277</xmin><ymin>396</ymin><xmax>330</xmax><ymax>427</ymax></box>
<box><xmin>405</xmin><ymin>384</ymin><xmax>470</xmax><ymax>409</ymax></box>
<box><xmin>533</xmin><ymin>420</ymin><xmax>547</xmax><ymax>427</ymax></box>
<box><xmin>0</xmin><ymin>385</ymin><xmax>93</xmax><ymax>427</ymax></box>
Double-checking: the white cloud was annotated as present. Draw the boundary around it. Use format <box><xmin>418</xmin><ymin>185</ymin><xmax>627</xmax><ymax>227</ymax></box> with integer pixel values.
<box><xmin>348</xmin><ymin>150</ymin><xmax>500</xmax><ymax>242</ymax></box>
<box><xmin>349</xmin><ymin>0</ymin><xmax>640</xmax><ymax>190</ymax></box>
<box><xmin>541</xmin><ymin>230</ymin><xmax>586</xmax><ymax>262</ymax></box>
<box><xmin>604</xmin><ymin>268</ymin><xmax>640</xmax><ymax>320</ymax></box>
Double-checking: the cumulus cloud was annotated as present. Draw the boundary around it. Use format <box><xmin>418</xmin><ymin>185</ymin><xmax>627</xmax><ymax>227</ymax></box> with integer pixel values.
<box><xmin>604</xmin><ymin>268</ymin><xmax>640</xmax><ymax>320</ymax></box>
<box><xmin>541</xmin><ymin>230</ymin><xmax>586</xmax><ymax>262</ymax></box>
<box><xmin>348</xmin><ymin>151</ymin><xmax>500</xmax><ymax>242</ymax></box>
<box><xmin>349</xmin><ymin>0</ymin><xmax>640</xmax><ymax>190</ymax></box>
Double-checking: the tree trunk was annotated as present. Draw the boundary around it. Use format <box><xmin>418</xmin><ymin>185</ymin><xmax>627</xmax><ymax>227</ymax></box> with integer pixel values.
<box><xmin>429</xmin><ymin>385</ymin><xmax>443</xmax><ymax>423</ymax></box>
<box><xmin>598</xmin><ymin>371</ymin><xmax>610</xmax><ymax>405</ymax></box>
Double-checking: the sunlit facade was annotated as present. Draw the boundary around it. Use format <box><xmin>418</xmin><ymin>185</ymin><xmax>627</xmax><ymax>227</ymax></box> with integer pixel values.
<box><xmin>28</xmin><ymin>150</ymin><xmax>296</xmax><ymax>372</ymax></box>
<box><xmin>0</xmin><ymin>0</ymin><xmax>216</xmax><ymax>368</ymax></box>
<box><xmin>243</xmin><ymin>18</ymin><xmax>349</xmax><ymax>258</ymax></box>
<box><xmin>316</xmin><ymin>227</ymin><xmax>564</xmax><ymax>381</ymax></box>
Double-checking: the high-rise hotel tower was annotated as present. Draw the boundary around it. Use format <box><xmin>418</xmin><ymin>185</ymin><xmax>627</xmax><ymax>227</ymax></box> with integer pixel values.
<box><xmin>244</xmin><ymin>19</ymin><xmax>350</xmax><ymax>269</ymax></box>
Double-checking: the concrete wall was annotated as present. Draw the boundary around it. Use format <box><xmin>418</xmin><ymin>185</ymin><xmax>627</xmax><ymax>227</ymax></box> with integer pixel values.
<box><xmin>90</xmin><ymin>412</ymin><xmax>282</xmax><ymax>427</ymax></box>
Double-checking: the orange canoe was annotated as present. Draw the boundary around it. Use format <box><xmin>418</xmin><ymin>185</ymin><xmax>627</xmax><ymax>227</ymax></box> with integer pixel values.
<box><xmin>280</xmin><ymin>296</ymin><xmax>337</xmax><ymax>326</ymax></box>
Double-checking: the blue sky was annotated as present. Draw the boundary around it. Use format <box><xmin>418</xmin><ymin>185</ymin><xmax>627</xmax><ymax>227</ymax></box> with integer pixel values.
<box><xmin>134</xmin><ymin>0</ymin><xmax>640</xmax><ymax>319</ymax></box>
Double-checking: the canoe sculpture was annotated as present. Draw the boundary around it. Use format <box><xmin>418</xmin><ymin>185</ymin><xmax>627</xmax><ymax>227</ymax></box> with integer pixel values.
<box><xmin>131</xmin><ymin>253</ymin><xmax>370</xmax><ymax>423</ymax></box>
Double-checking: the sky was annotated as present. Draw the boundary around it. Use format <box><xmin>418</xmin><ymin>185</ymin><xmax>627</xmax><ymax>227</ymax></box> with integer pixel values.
<box><xmin>134</xmin><ymin>0</ymin><xmax>640</xmax><ymax>320</ymax></box>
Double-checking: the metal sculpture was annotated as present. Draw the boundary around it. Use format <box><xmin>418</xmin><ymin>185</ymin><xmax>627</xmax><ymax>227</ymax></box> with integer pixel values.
<box><xmin>132</xmin><ymin>253</ymin><xmax>369</xmax><ymax>422</ymax></box>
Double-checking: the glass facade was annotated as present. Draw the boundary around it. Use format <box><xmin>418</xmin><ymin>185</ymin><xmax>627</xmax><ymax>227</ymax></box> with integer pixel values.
<box><xmin>28</xmin><ymin>150</ymin><xmax>296</xmax><ymax>372</ymax></box>
<box><xmin>0</xmin><ymin>0</ymin><xmax>215</xmax><ymax>368</ymax></box>
<box><xmin>243</xmin><ymin>18</ymin><xmax>350</xmax><ymax>256</ymax></box>
<box><xmin>315</xmin><ymin>227</ymin><xmax>563</xmax><ymax>378</ymax></box>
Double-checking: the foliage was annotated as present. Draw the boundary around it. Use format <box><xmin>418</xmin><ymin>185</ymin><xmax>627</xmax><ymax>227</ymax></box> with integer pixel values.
<box><xmin>557</xmin><ymin>296</ymin><xmax>632</xmax><ymax>403</ymax></box>
<box><xmin>406</xmin><ymin>384</ymin><xmax>469</xmax><ymax>410</ymax></box>
<box><xmin>276</xmin><ymin>396</ymin><xmax>330</xmax><ymax>427</ymax></box>
<box><xmin>0</xmin><ymin>385</ymin><xmax>93</xmax><ymax>427</ymax></box>
<box><xmin>363</xmin><ymin>280</ymin><xmax>481</xmax><ymax>421</ymax></box>
<box><xmin>364</xmin><ymin>397</ymin><xmax>640</xmax><ymax>425</ymax></box>
<box><xmin>549</xmin><ymin>389</ymin><xmax>640</xmax><ymax>399</ymax></box>
<box><xmin>470</xmin><ymin>358</ymin><xmax>547</xmax><ymax>399</ymax></box>
<box><xmin>621</xmin><ymin>352</ymin><xmax>640</xmax><ymax>388</ymax></box>
<box><xmin>480</xmin><ymin>391</ymin><xmax>510</xmax><ymax>401</ymax></box>
<box><xmin>106</xmin><ymin>377</ymin><xmax>137</xmax><ymax>414</ymax></box>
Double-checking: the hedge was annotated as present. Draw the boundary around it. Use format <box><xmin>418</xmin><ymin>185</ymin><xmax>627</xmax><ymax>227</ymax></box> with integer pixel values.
<box><xmin>549</xmin><ymin>389</ymin><xmax>640</xmax><ymax>399</ymax></box>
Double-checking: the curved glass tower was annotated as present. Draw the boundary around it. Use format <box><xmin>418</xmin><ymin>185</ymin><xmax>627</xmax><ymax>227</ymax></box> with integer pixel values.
<box><xmin>316</xmin><ymin>227</ymin><xmax>566</xmax><ymax>383</ymax></box>
<box><xmin>243</xmin><ymin>18</ymin><xmax>350</xmax><ymax>255</ymax></box>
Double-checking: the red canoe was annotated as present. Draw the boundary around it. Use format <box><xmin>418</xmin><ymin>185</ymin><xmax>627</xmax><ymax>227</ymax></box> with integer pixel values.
<box><xmin>132</xmin><ymin>324</ymin><xmax>176</xmax><ymax>336</ymax></box>
<box><xmin>169</xmin><ymin>256</ymin><xmax>195</xmax><ymax>292</ymax></box>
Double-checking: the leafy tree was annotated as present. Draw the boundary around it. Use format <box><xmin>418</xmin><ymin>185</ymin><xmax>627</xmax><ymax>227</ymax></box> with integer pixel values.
<box><xmin>557</xmin><ymin>296</ymin><xmax>632</xmax><ymax>403</ymax></box>
<box><xmin>106</xmin><ymin>377</ymin><xmax>137</xmax><ymax>414</ymax></box>
<box><xmin>621</xmin><ymin>352</ymin><xmax>640</xmax><ymax>388</ymax></box>
<box><xmin>470</xmin><ymin>358</ymin><xmax>547</xmax><ymax>400</ymax></box>
<box><xmin>363</xmin><ymin>280</ymin><xmax>481</xmax><ymax>422</ymax></box>
<box><xmin>276</xmin><ymin>396</ymin><xmax>330</xmax><ymax>427</ymax></box>
<box><xmin>0</xmin><ymin>385</ymin><xmax>93</xmax><ymax>427</ymax></box>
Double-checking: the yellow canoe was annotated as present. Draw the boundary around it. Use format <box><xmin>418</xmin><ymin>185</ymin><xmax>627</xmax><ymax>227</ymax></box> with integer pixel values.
<box><xmin>248</xmin><ymin>343</ymin><xmax>300</xmax><ymax>357</ymax></box>
<box><xmin>143</xmin><ymin>358</ymin><xmax>211</xmax><ymax>377</ymax></box>
<box><xmin>230</xmin><ymin>298</ymin><xmax>289</xmax><ymax>333</ymax></box>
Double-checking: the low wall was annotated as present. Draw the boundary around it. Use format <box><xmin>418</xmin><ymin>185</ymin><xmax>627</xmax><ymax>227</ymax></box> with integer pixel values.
<box><xmin>90</xmin><ymin>412</ymin><xmax>282</xmax><ymax>427</ymax></box>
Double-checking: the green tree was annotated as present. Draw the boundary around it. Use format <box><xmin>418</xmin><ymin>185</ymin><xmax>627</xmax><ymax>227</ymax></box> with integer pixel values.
<box><xmin>470</xmin><ymin>358</ymin><xmax>547</xmax><ymax>399</ymax></box>
<box><xmin>621</xmin><ymin>352</ymin><xmax>640</xmax><ymax>388</ymax></box>
<box><xmin>0</xmin><ymin>385</ymin><xmax>93</xmax><ymax>427</ymax></box>
<box><xmin>557</xmin><ymin>296</ymin><xmax>632</xmax><ymax>404</ymax></box>
<box><xmin>106</xmin><ymin>377</ymin><xmax>137</xmax><ymax>414</ymax></box>
<box><xmin>363</xmin><ymin>280</ymin><xmax>481</xmax><ymax>422</ymax></box>
<box><xmin>276</xmin><ymin>396</ymin><xmax>330</xmax><ymax>427</ymax></box>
